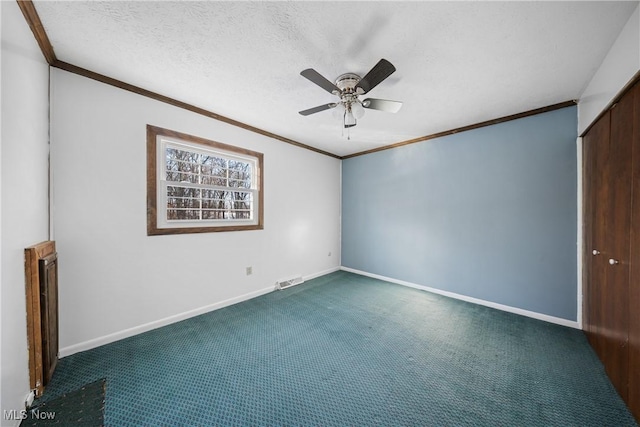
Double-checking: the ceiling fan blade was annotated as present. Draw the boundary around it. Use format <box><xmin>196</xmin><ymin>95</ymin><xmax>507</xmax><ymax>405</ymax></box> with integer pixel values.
<box><xmin>362</xmin><ymin>98</ymin><xmax>402</xmax><ymax>113</ymax></box>
<box><xmin>300</xmin><ymin>69</ymin><xmax>341</xmax><ymax>94</ymax></box>
<box><xmin>356</xmin><ymin>59</ymin><xmax>396</xmax><ymax>94</ymax></box>
<box><xmin>298</xmin><ymin>103</ymin><xmax>337</xmax><ymax>116</ymax></box>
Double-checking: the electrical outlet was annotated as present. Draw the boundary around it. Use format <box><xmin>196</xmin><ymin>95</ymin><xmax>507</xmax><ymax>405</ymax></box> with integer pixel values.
<box><xmin>246</xmin><ymin>266</ymin><xmax>252</xmax><ymax>276</ymax></box>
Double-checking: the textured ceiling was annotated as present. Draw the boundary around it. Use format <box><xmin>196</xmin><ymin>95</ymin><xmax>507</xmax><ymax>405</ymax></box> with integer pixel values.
<box><xmin>33</xmin><ymin>1</ymin><xmax>638</xmax><ymax>157</ymax></box>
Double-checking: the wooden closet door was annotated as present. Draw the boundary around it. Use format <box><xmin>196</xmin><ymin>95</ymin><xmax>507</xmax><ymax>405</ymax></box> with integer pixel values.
<box><xmin>585</xmin><ymin>111</ymin><xmax>610</xmax><ymax>358</ymax></box>
<box><xmin>582</xmin><ymin>116</ymin><xmax>594</xmax><ymax>337</ymax></box>
<box><xmin>629</xmin><ymin>81</ymin><xmax>640</xmax><ymax>418</ymax></box>
<box><xmin>602</xmin><ymin>87</ymin><xmax>634</xmax><ymax>401</ymax></box>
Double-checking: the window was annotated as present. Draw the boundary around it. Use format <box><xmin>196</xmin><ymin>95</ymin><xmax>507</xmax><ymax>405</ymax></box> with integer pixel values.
<box><xmin>147</xmin><ymin>125</ymin><xmax>263</xmax><ymax>235</ymax></box>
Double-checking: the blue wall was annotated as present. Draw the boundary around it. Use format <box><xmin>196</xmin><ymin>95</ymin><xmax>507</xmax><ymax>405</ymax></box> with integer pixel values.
<box><xmin>342</xmin><ymin>106</ymin><xmax>577</xmax><ymax>321</ymax></box>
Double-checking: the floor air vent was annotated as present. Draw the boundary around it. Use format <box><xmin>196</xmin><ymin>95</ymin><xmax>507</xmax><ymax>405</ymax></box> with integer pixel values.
<box><xmin>276</xmin><ymin>276</ymin><xmax>304</xmax><ymax>290</ymax></box>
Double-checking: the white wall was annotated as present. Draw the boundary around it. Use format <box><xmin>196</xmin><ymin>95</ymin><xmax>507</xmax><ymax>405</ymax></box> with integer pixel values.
<box><xmin>1</xmin><ymin>1</ymin><xmax>51</xmax><ymax>424</ymax></box>
<box><xmin>578</xmin><ymin>3</ymin><xmax>640</xmax><ymax>134</ymax></box>
<box><xmin>50</xmin><ymin>69</ymin><xmax>341</xmax><ymax>355</ymax></box>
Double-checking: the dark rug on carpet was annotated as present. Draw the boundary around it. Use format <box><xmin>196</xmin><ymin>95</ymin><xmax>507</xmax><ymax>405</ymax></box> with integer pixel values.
<box><xmin>21</xmin><ymin>379</ymin><xmax>105</xmax><ymax>427</ymax></box>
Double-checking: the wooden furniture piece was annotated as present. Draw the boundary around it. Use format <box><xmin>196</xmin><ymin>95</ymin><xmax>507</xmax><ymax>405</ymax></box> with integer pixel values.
<box><xmin>25</xmin><ymin>241</ymin><xmax>58</xmax><ymax>396</ymax></box>
<box><xmin>582</xmin><ymin>80</ymin><xmax>639</xmax><ymax>421</ymax></box>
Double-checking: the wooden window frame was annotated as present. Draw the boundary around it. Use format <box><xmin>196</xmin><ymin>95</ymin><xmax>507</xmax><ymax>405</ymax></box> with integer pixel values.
<box><xmin>147</xmin><ymin>125</ymin><xmax>264</xmax><ymax>235</ymax></box>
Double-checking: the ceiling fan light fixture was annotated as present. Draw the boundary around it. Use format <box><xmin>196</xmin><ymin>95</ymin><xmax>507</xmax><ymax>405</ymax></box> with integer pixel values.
<box><xmin>344</xmin><ymin>106</ymin><xmax>356</xmax><ymax>128</ymax></box>
<box><xmin>332</xmin><ymin>102</ymin><xmax>346</xmax><ymax>120</ymax></box>
<box><xmin>352</xmin><ymin>101</ymin><xmax>365</xmax><ymax>119</ymax></box>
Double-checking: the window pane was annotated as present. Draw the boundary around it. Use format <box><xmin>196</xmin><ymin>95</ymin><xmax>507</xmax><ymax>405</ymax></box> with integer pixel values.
<box><xmin>202</xmin><ymin>209</ymin><xmax>226</xmax><ymax>220</ymax></box>
<box><xmin>199</xmin><ymin>155</ymin><xmax>226</xmax><ymax>186</ymax></box>
<box><xmin>167</xmin><ymin>209</ymin><xmax>201</xmax><ymax>220</ymax></box>
<box><xmin>166</xmin><ymin>159</ymin><xmax>178</xmax><ymax>171</ymax></box>
<box><xmin>166</xmin><ymin>171</ymin><xmax>180</xmax><ymax>181</ymax></box>
<box><xmin>202</xmin><ymin>198</ymin><xmax>224</xmax><ymax>209</ymax></box>
<box><xmin>164</xmin><ymin>185</ymin><xmax>255</xmax><ymax>222</ymax></box>
<box><xmin>165</xmin><ymin>148</ymin><xmax>178</xmax><ymax>160</ymax></box>
<box><xmin>167</xmin><ymin>186</ymin><xmax>200</xmax><ymax>213</ymax></box>
<box><xmin>167</xmin><ymin>186</ymin><xmax>200</xmax><ymax>198</ymax></box>
<box><xmin>201</xmin><ymin>176</ymin><xmax>227</xmax><ymax>186</ymax></box>
<box><xmin>166</xmin><ymin>159</ymin><xmax>181</xmax><ymax>182</ymax></box>
<box><xmin>229</xmin><ymin>179</ymin><xmax>251</xmax><ymax>188</ymax></box>
<box><xmin>171</xmin><ymin>172</ymin><xmax>196</xmax><ymax>183</ymax></box>
<box><xmin>167</xmin><ymin>148</ymin><xmax>199</xmax><ymax>164</ymax></box>
<box><xmin>200</xmin><ymin>164</ymin><xmax>213</xmax><ymax>178</ymax></box>
<box><xmin>228</xmin><ymin>159</ymin><xmax>249</xmax><ymax>169</ymax></box>
<box><xmin>233</xmin><ymin>200</ymin><xmax>252</xmax><ymax>210</ymax></box>
<box><xmin>228</xmin><ymin>160</ymin><xmax>251</xmax><ymax>178</ymax></box>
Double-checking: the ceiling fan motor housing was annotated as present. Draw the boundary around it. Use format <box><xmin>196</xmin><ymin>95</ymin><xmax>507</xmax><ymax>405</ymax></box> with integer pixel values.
<box><xmin>335</xmin><ymin>73</ymin><xmax>363</xmax><ymax>94</ymax></box>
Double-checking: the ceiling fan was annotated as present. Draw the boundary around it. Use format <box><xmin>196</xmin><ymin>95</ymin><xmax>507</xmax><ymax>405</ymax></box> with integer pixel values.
<box><xmin>298</xmin><ymin>59</ymin><xmax>402</xmax><ymax>131</ymax></box>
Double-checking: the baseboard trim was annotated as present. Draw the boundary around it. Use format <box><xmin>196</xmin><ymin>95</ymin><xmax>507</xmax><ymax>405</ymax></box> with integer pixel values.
<box><xmin>59</xmin><ymin>285</ymin><xmax>275</xmax><ymax>357</ymax></box>
<box><xmin>60</xmin><ymin>266</ymin><xmax>342</xmax><ymax>358</ymax></box>
<box><xmin>340</xmin><ymin>266</ymin><xmax>580</xmax><ymax>329</ymax></box>
<box><xmin>58</xmin><ymin>286</ymin><xmax>271</xmax><ymax>357</ymax></box>
<box><xmin>303</xmin><ymin>266</ymin><xmax>341</xmax><ymax>281</ymax></box>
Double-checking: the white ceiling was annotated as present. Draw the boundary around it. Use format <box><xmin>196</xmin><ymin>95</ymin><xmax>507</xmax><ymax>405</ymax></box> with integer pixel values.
<box><xmin>33</xmin><ymin>1</ymin><xmax>638</xmax><ymax>157</ymax></box>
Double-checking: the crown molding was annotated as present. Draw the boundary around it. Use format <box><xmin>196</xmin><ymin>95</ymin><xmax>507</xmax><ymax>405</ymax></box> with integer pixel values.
<box><xmin>579</xmin><ymin>69</ymin><xmax>640</xmax><ymax>138</ymax></box>
<box><xmin>16</xmin><ymin>0</ymin><xmax>341</xmax><ymax>160</ymax></box>
<box><xmin>17</xmin><ymin>0</ymin><xmax>57</xmax><ymax>65</ymax></box>
<box><xmin>16</xmin><ymin>0</ymin><xmax>580</xmax><ymax>161</ymax></box>
<box><xmin>342</xmin><ymin>100</ymin><xmax>577</xmax><ymax>159</ymax></box>
<box><xmin>51</xmin><ymin>60</ymin><xmax>340</xmax><ymax>159</ymax></box>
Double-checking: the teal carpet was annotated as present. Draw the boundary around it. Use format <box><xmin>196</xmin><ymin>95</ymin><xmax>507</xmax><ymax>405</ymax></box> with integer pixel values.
<box><xmin>39</xmin><ymin>271</ymin><xmax>636</xmax><ymax>426</ymax></box>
